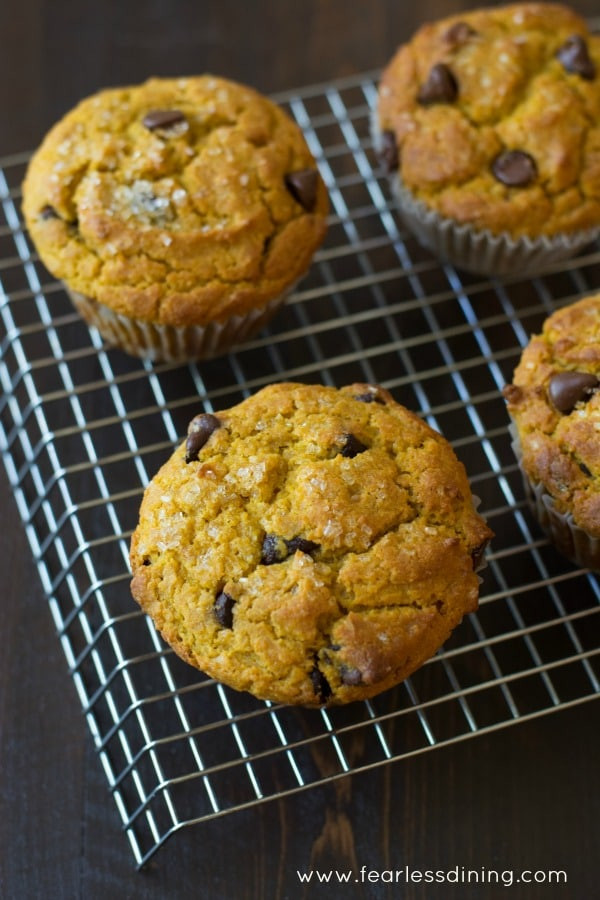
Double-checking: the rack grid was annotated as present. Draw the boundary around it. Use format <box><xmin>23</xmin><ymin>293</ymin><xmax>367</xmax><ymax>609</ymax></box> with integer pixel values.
<box><xmin>1</xmin><ymin>70</ymin><xmax>599</xmax><ymax>868</ymax></box>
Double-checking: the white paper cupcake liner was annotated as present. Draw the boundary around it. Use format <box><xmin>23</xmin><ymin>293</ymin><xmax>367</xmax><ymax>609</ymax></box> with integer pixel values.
<box><xmin>390</xmin><ymin>181</ymin><xmax>598</xmax><ymax>278</ymax></box>
<box><xmin>509</xmin><ymin>424</ymin><xmax>600</xmax><ymax>571</ymax></box>
<box><xmin>67</xmin><ymin>288</ymin><xmax>291</xmax><ymax>363</ymax></box>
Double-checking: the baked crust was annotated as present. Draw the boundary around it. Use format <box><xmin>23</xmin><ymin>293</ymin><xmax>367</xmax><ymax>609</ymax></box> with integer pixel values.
<box><xmin>22</xmin><ymin>76</ymin><xmax>328</xmax><ymax>327</ymax></box>
<box><xmin>376</xmin><ymin>4</ymin><xmax>600</xmax><ymax>238</ymax></box>
<box><xmin>130</xmin><ymin>382</ymin><xmax>492</xmax><ymax>706</ymax></box>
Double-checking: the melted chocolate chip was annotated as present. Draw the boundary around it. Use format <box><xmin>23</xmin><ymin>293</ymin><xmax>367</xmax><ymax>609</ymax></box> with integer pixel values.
<box><xmin>548</xmin><ymin>371</ymin><xmax>599</xmax><ymax>414</ymax></box>
<box><xmin>142</xmin><ymin>109</ymin><xmax>186</xmax><ymax>131</ymax></box>
<box><xmin>417</xmin><ymin>63</ymin><xmax>458</xmax><ymax>105</ymax></box>
<box><xmin>339</xmin><ymin>433</ymin><xmax>368</xmax><ymax>458</ymax></box>
<box><xmin>39</xmin><ymin>204</ymin><xmax>60</xmax><ymax>220</ymax></box>
<box><xmin>579</xmin><ymin>461</ymin><xmax>593</xmax><ymax>477</ymax></box>
<box><xmin>261</xmin><ymin>534</ymin><xmax>319</xmax><ymax>564</ymax></box>
<box><xmin>444</xmin><ymin>21</ymin><xmax>477</xmax><ymax>46</ymax></box>
<box><xmin>310</xmin><ymin>665</ymin><xmax>332</xmax><ymax>704</ymax></box>
<box><xmin>284</xmin><ymin>169</ymin><xmax>319</xmax><ymax>212</ymax></box>
<box><xmin>354</xmin><ymin>393</ymin><xmax>383</xmax><ymax>404</ymax></box>
<box><xmin>340</xmin><ymin>666</ymin><xmax>363</xmax><ymax>686</ymax></box>
<box><xmin>286</xmin><ymin>536</ymin><xmax>320</xmax><ymax>557</ymax></box>
<box><xmin>354</xmin><ymin>388</ymin><xmax>386</xmax><ymax>404</ymax></box>
<box><xmin>142</xmin><ymin>557</ymin><xmax>151</xmax><ymax>567</ymax></box>
<box><xmin>492</xmin><ymin>150</ymin><xmax>537</xmax><ymax>187</ymax></box>
<box><xmin>260</xmin><ymin>534</ymin><xmax>288</xmax><ymax>565</ymax></box>
<box><xmin>185</xmin><ymin>413</ymin><xmax>221</xmax><ymax>463</ymax></box>
<box><xmin>214</xmin><ymin>591</ymin><xmax>235</xmax><ymax>629</ymax></box>
<box><xmin>379</xmin><ymin>130</ymin><xmax>399</xmax><ymax>173</ymax></box>
<box><xmin>557</xmin><ymin>34</ymin><xmax>596</xmax><ymax>80</ymax></box>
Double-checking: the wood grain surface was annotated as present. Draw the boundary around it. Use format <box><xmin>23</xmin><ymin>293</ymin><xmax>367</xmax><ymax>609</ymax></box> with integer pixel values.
<box><xmin>1</xmin><ymin>2</ymin><xmax>598</xmax><ymax>898</ymax></box>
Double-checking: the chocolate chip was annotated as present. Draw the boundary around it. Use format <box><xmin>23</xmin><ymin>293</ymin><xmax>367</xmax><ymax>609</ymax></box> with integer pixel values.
<box><xmin>142</xmin><ymin>109</ymin><xmax>186</xmax><ymax>131</ymax></box>
<box><xmin>379</xmin><ymin>130</ymin><xmax>399</xmax><ymax>173</ymax></box>
<box><xmin>214</xmin><ymin>591</ymin><xmax>235</xmax><ymax>629</ymax></box>
<box><xmin>340</xmin><ymin>666</ymin><xmax>362</xmax><ymax>686</ymax></box>
<box><xmin>261</xmin><ymin>534</ymin><xmax>319</xmax><ymax>564</ymax></box>
<box><xmin>339</xmin><ymin>433</ymin><xmax>368</xmax><ymax>458</ymax></box>
<box><xmin>286</xmin><ymin>536</ymin><xmax>320</xmax><ymax>557</ymax></box>
<box><xmin>579</xmin><ymin>461</ymin><xmax>593</xmax><ymax>477</ymax></box>
<box><xmin>284</xmin><ymin>169</ymin><xmax>319</xmax><ymax>212</ymax></box>
<box><xmin>548</xmin><ymin>371</ymin><xmax>599</xmax><ymax>414</ymax></box>
<box><xmin>471</xmin><ymin>541</ymin><xmax>489</xmax><ymax>572</ymax></box>
<box><xmin>142</xmin><ymin>557</ymin><xmax>151</xmax><ymax>567</ymax></box>
<box><xmin>310</xmin><ymin>665</ymin><xmax>332</xmax><ymax>704</ymax></box>
<box><xmin>492</xmin><ymin>150</ymin><xmax>537</xmax><ymax>187</ymax></box>
<box><xmin>185</xmin><ymin>413</ymin><xmax>221</xmax><ymax>463</ymax></box>
<box><xmin>39</xmin><ymin>204</ymin><xmax>60</xmax><ymax>220</ymax></box>
<box><xmin>417</xmin><ymin>63</ymin><xmax>458</xmax><ymax>105</ymax></box>
<box><xmin>354</xmin><ymin>389</ymin><xmax>386</xmax><ymax>404</ymax></box>
<box><xmin>444</xmin><ymin>21</ymin><xmax>477</xmax><ymax>46</ymax></box>
<box><xmin>260</xmin><ymin>534</ymin><xmax>288</xmax><ymax>565</ymax></box>
<box><xmin>557</xmin><ymin>34</ymin><xmax>596</xmax><ymax>80</ymax></box>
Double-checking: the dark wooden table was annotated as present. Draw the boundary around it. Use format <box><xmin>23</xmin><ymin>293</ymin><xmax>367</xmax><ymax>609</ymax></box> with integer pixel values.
<box><xmin>1</xmin><ymin>2</ymin><xmax>598</xmax><ymax>898</ymax></box>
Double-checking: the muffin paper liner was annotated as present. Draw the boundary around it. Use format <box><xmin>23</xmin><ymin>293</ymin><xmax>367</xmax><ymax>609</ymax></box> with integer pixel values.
<box><xmin>390</xmin><ymin>180</ymin><xmax>598</xmax><ymax>278</ymax></box>
<box><xmin>509</xmin><ymin>424</ymin><xmax>600</xmax><ymax>572</ymax></box>
<box><xmin>67</xmin><ymin>288</ymin><xmax>291</xmax><ymax>363</ymax></box>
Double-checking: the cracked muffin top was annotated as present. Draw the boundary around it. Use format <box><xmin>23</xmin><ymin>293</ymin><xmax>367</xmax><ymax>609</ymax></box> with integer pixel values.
<box><xmin>130</xmin><ymin>382</ymin><xmax>492</xmax><ymax>706</ymax></box>
<box><xmin>503</xmin><ymin>295</ymin><xmax>600</xmax><ymax>536</ymax></box>
<box><xmin>22</xmin><ymin>76</ymin><xmax>328</xmax><ymax>327</ymax></box>
<box><xmin>375</xmin><ymin>3</ymin><xmax>600</xmax><ymax>239</ymax></box>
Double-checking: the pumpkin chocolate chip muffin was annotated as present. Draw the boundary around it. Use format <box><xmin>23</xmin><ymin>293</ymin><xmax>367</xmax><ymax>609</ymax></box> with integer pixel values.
<box><xmin>503</xmin><ymin>294</ymin><xmax>600</xmax><ymax>570</ymax></box>
<box><xmin>374</xmin><ymin>3</ymin><xmax>600</xmax><ymax>275</ymax></box>
<box><xmin>130</xmin><ymin>382</ymin><xmax>492</xmax><ymax>706</ymax></box>
<box><xmin>22</xmin><ymin>76</ymin><xmax>328</xmax><ymax>361</ymax></box>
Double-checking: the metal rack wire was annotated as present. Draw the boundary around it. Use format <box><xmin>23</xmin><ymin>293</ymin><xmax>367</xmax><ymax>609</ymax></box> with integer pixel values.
<box><xmin>1</xmin><ymin>70</ymin><xmax>599</xmax><ymax>868</ymax></box>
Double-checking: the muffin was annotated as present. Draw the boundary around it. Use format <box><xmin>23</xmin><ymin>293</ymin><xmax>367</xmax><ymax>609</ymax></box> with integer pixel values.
<box><xmin>130</xmin><ymin>382</ymin><xmax>493</xmax><ymax>706</ymax></box>
<box><xmin>22</xmin><ymin>76</ymin><xmax>328</xmax><ymax>362</ymax></box>
<box><xmin>374</xmin><ymin>3</ymin><xmax>600</xmax><ymax>276</ymax></box>
<box><xmin>503</xmin><ymin>294</ymin><xmax>600</xmax><ymax>570</ymax></box>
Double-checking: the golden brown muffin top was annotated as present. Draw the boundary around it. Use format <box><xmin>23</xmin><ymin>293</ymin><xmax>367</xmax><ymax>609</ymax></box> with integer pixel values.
<box><xmin>503</xmin><ymin>295</ymin><xmax>600</xmax><ymax>534</ymax></box>
<box><xmin>376</xmin><ymin>3</ymin><xmax>600</xmax><ymax>239</ymax></box>
<box><xmin>130</xmin><ymin>382</ymin><xmax>492</xmax><ymax>706</ymax></box>
<box><xmin>22</xmin><ymin>76</ymin><xmax>328</xmax><ymax>327</ymax></box>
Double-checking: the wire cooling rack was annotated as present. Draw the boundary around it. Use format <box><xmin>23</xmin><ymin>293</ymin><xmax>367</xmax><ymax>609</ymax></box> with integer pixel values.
<box><xmin>1</xmin><ymin>71</ymin><xmax>600</xmax><ymax>869</ymax></box>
